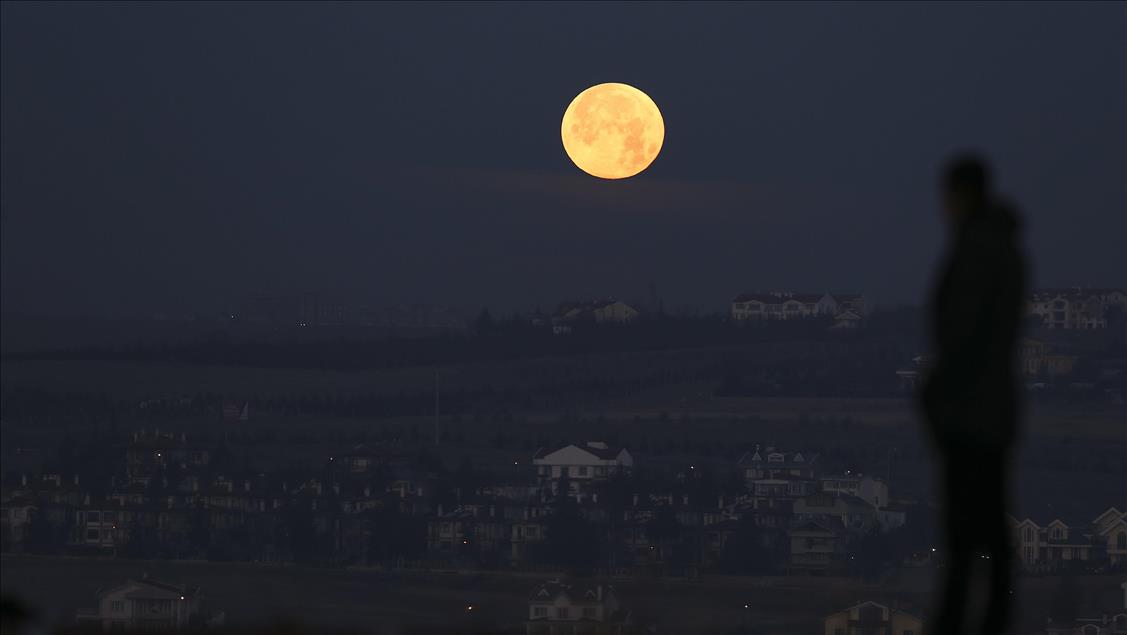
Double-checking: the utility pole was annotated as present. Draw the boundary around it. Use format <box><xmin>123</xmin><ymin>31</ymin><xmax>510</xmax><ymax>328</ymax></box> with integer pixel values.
<box><xmin>433</xmin><ymin>370</ymin><xmax>440</xmax><ymax>446</ymax></box>
<box><xmin>887</xmin><ymin>447</ymin><xmax>898</xmax><ymax>485</ymax></box>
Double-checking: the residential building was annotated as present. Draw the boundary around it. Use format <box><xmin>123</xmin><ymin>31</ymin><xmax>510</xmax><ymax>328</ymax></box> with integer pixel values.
<box><xmin>75</xmin><ymin>576</ymin><xmax>222</xmax><ymax>631</ymax></box>
<box><xmin>788</xmin><ymin>520</ymin><xmax>850</xmax><ymax>574</ymax></box>
<box><xmin>0</xmin><ymin>499</ymin><xmax>35</xmax><ymax>552</ymax></box>
<box><xmin>729</xmin><ymin>291</ymin><xmax>867</xmax><ymax>323</ymax></box>
<box><xmin>1026</xmin><ymin>288</ymin><xmax>1127</xmax><ymax>330</ymax></box>
<box><xmin>794</xmin><ymin>492</ymin><xmax>879</xmax><ymax>533</ymax></box>
<box><xmin>824</xmin><ymin>600</ymin><xmax>924</xmax><ymax>635</ymax></box>
<box><xmin>1021</xmin><ymin>338</ymin><xmax>1079</xmax><ymax>377</ymax></box>
<box><xmin>533</xmin><ymin>442</ymin><xmax>633</xmax><ymax>497</ymax></box>
<box><xmin>1095</xmin><ymin>507</ymin><xmax>1127</xmax><ymax>566</ymax></box>
<box><xmin>1010</xmin><ymin>507</ymin><xmax>1126</xmax><ymax>570</ymax></box>
<box><xmin>554</xmin><ymin>300</ymin><xmax>639</xmax><ymax>325</ymax></box>
<box><xmin>526</xmin><ymin>579</ymin><xmax>632</xmax><ymax>635</ymax></box>
<box><xmin>821</xmin><ymin>473</ymin><xmax>889</xmax><ymax>509</ymax></box>
<box><xmin>738</xmin><ymin>448</ymin><xmax>820</xmax><ymax>482</ymax></box>
<box><xmin>1042</xmin><ymin>579</ymin><xmax>1127</xmax><ymax>635</ymax></box>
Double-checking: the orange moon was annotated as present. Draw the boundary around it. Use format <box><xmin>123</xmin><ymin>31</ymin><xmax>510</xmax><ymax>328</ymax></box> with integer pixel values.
<box><xmin>561</xmin><ymin>83</ymin><xmax>664</xmax><ymax>179</ymax></box>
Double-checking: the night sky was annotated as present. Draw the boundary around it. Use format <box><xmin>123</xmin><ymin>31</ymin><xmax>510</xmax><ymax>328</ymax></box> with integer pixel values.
<box><xmin>2</xmin><ymin>2</ymin><xmax>1124</xmax><ymax>317</ymax></box>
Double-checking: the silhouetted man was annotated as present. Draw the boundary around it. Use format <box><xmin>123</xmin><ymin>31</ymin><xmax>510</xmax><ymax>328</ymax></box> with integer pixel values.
<box><xmin>921</xmin><ymin>155</ymin><xmax>1026</xmax><ymax>635</ymax></box>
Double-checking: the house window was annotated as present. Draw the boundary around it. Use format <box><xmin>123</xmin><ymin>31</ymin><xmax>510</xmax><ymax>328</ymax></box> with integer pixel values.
<box><xmin>583</xmin><ymin>607</ymin><xmax>597</xmax><ymax>618</ymax></box>
<box><xmin>1117</xmin><ymin>532</ymin><xmax>1126</xmax><ymax>550</ymax></box>
<box><xmin>835</xmin><ymin>629</ymin><xmax>845</xmax><ymax>635</ymax></box>
<box><xmin>594</xmin><ymin>466</ymin><xmax>606</xmax><ymax>476</ymax></box>
<box><xmin>904</xmin><ymin>631</ymin><xmax>915</xmax><ymax>635</ymax></box>
<box><xmin>557</xmin><ymin>607</ymin><xmax>570</xmax><ymax>619</ymax></box>
<box><xmin>533</xmin><ymin>606</ymin><xmax>547</xmax><ymax>618</ymax></box>
<box><xmin>527</xmin><ymin>527</ymin><xmax>538</xmax><ymax>538</ymax></box>
<box><xmin>577</xmin><ymin>467</ymin><xmax>589</xmax><ymax>477</ymax></box>
<box><xmin>89</xmin><ymin>511</ymin><xmax>101</xmax><ymax>522</ymax></box>
<box><xmin>1023</xmin><ymin>528</ymin><xmax>1033</xmax><ymax>542</ymax></box>
<box><xmin>110</xmin><ymin>600</ymin><xmax>125</xmax><ymax>613</ymax></box>
<box><xmin>86</xmin><ymin>529</ymin><xmax>100</xmax><ymax>540</ymax></box>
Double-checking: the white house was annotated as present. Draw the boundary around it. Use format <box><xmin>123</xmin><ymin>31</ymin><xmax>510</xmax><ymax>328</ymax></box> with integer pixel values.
<box><xmin>76</xmin><ymin>576</ymin><xmax>222</xmax><ymax>631</ymax></box>
<box><xmin>1010</xmin><ymin>507</ymin><xmax>1127</xmax><ymax>570</ymax></box>
<box><xmin>533</xmin><ymin>442</ymin><xmax>633</xmax><ymax>497</ymax></box>
<box><xmin>554</xmin><ymin>300</ymin><xmax>639</xmax><ymax>325</ymax></box>
<box><xmin>526</xmin><ymin>579</ymin><xmax>631</xmax><ymax>635</ymax></box>
<box><xmin>1095</xmin><ymin>507</ymin><xmax>1127</xmax><ymax>566</ymax></box>
<box><xmin>731</xmin><ymin>292</ymin><xmax>838</xmax><ymax>321</ymax></box>
<box><xmin>820</xmin><ymin>473</ymin><xmax>889</xmax><ymax>510</ymax></box>
<box><xmin>730</xmin><ymin>292</ymin><xmax>867</xmax><ymax>324</ymax></box>
<box><xmin>1026</xmin><ymin>288</ymin><xmax>1127</xmax><ymax>330</ymax></box>
<box><xmin>737</xmin><ymin>448</ymin><xmax>821</xmax><ymax>483</ymax></box>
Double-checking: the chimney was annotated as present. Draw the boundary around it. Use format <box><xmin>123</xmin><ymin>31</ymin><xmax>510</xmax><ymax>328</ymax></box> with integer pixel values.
<box><xmin>437</xmin><ymin>503</ymin><xmax>444</xmax><ymax>517</ymax></box>
<box><xmin>244</xmin><ymin>480</ymin><xmax>251</xmax><ymax>492</ymax></box>
<box><xmin>632</xmin><ymin>494</ymin><xmax>638</xmax><ymax>506</ymax></box>
<box><xmin>21</xmin><ymin>474</ymin><xmax>27</xmax><ymax>486</ymax></box>
<box><xmin>592</xmin><ymin>493</ymin><xmax>598</xmax><ymax>504</ymax></box>
<box><xmin>333</xmin><ymin>484</ymin><xmax>340</xmax><ymax>495</ymax></box>
<box><xmin>73</xmin><ymin>474</ymin><xmax>80</xmax><ymax>486</ymax></box>
<box><xmin>682</xmin><ymin>494</ymin><xmax>689</xmax><ymax>506</ymax></box>
<box><xmin>363</xmin><ymin>486</ymin><xmax>371</xmax><ymax>497</ymax></box>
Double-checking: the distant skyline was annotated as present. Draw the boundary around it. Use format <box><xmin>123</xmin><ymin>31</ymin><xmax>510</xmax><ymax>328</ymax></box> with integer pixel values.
<box><xmin>2</xmin><ymin>3</ymin><xmax>1124</xmax><ymax>317</ymax></box>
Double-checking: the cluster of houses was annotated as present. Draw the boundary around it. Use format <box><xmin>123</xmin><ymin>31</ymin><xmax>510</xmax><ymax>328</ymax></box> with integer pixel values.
<box><xmin>1012</xmin><ymin>507</ymin><xmax>1127</xmax><ymax>572</ymax></box>
<box><xmin>729</xmin><ymin>291</ymin><xmax>867</xmax><ymax>329</ymax></box>
<box><xmin>1026</xmin><ymin>288</ymin><xmax>1127</xmax><ymax>330</ymax></box>
<box><xmin>528</xmin><ymin>291</ymin><xmax>870</xmax><ymax>336</ymax></box>
<box><xmin>75</xmin><ymin>575</ymin><xmax>224</xmax><ymax>631</ymax></box>
<box><xmin>2</xmin><ymin>430</ymin><xmax>905</xmax><ymax>576</ymax></box>
<box><xmin>3</xmin><ymin>431</ymin><xmax>1124</xmax><ymax>582</ymax></box>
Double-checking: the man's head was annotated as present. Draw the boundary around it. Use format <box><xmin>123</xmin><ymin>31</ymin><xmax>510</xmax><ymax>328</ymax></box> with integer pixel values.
<box><xmin>942</xmin><ymin>154</ymin><xmax>992</xmax><ymax>225</ymax></box>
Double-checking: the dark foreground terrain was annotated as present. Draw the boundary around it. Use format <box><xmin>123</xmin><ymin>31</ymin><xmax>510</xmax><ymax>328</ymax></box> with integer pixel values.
<box><xmin>3</xmin><ymin>556</ymin><xmax>1124</xmax><ymax>634</ymax></box>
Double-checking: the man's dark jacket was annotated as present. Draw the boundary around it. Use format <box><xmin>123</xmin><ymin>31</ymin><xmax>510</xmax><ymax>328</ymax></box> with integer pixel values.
<box><xmin>921</xmin><ymin>202</ymin><xmax>1027</xmax><ymax>451</ymax></box>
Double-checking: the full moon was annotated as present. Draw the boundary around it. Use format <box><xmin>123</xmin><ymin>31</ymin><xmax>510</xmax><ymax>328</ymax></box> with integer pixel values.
<box><xmin>561</xmin><ymin>83</ymin><xmax>664</xmax><ymax>180</ymax></box>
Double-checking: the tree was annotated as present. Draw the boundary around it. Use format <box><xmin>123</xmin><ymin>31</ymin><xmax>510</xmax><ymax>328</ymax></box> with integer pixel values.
<box><xmin>474</xmin><ymin>309</ymin><xmax>495</xmax><ymax>336</ymax></box>
<box><xmin>543</xmin><ymin>487</ymin><xmax>601</xmax><ymax>571</ymax></box>
<box><xmin>24</xmin><ymin>508</ymin><xmax>60</xmax><ymax>555</ymax></box>
<box><xmin>646</xmin><ymin>505</ymin><xmax>686</xmax><ymax>567</ymax></box>
<box><xmin>850</xmin><ymin>529</ymin><xmax>894</xmax><ymax>580</ymax></box>
<box><xmin>718</xmin><ymin>518</ymin><xmax>777</xmax><ymax>575</ymax></box>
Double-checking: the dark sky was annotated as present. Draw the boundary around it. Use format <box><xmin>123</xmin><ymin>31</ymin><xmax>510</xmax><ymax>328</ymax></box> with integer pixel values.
<box><xmin>2</xmin><ymin>2</ymin><xmax>1124</xmax><ymax>317</ymax></box>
